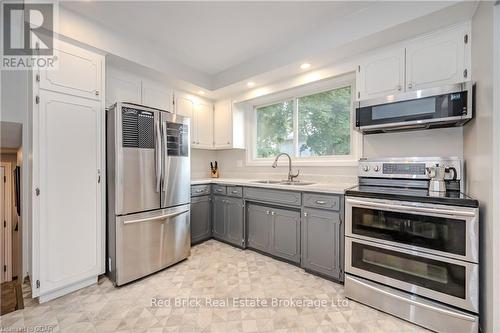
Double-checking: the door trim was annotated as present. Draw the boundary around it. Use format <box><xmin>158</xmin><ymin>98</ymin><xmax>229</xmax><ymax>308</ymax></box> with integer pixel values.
<box><xmin>0</xmin><ymin>162</ymin><xmax>13</xmax><ymax>282</ymax></box>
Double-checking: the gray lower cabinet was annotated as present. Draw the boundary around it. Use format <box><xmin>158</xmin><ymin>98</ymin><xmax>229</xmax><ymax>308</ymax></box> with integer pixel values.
<box><xmin>213</xmin><ymin>195</ymin><xmax>226</xmax><ymax>239</ymax></box>
<box><xmin>247</xmin><ymin>204</ymin><xmax>271</xmax><ymax>252</ymax></box>
<box><xmin>212</xmin><ymin>195</ymin><xmax>244</xmax><ymax>247</ymax></box>
<box><xmin>271</xmin><ymin>208</ymin><xmax>301</xmax><ymax>263</ymax></box>
<box><xmin>247</xmin><ymin>204</ymin><xmax>300</xmax><ymax>264</ymax></box>
<box><xmin>190</xmin><ymin>195</ymin><xmax>212</xmax><ymax>244</ymax></box>
<box><xmin>301</xmin><ymin>207</ymin><xmax>342</xmax><ymax>280</ymax></box>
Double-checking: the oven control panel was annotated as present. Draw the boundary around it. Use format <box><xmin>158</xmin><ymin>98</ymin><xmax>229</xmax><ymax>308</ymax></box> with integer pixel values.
<box><xmin>358</xmin><ymin>158</ymin><xmax>462</xmax><ymax>180</ymax></box>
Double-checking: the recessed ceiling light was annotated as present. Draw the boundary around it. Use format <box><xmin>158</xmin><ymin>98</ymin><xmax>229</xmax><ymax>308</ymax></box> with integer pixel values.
<box><xmin>300</xmin><ymin>63</ymin><xmax>311</xmax><ymax>70</ymax></box>
<box><xmin>198</xmin><ymin>90</ymin><xmax>205</xmax><ymax>95</ymax></box>
<box><xmin>247</xmin><ymin>81</ymin><xmax>255</xmax><ymax>87</ymax></box>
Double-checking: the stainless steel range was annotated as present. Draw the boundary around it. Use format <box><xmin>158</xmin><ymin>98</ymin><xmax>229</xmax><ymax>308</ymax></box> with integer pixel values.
<box><xmin>344</xmin><ymin>157</ymin><xmax>479</xmax><ymax>333</ymax></box>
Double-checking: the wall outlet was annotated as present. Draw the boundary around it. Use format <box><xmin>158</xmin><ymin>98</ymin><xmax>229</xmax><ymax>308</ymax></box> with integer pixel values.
<box><xmin>236</xmin><ymin>160</ymin><xmax>243</xmax><ymax>168</ymax></box>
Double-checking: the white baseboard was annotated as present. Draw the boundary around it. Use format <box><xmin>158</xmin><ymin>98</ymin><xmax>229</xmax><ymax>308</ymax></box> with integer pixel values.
<box><xmin>38</xmin><ymin>276</ymin><xmax>97</xmax><ymax>303</ymax></box>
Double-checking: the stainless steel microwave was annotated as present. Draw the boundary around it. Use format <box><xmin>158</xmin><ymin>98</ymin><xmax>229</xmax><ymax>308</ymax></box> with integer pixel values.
<box><xmin>355</xmin><ymin>82</ymin><xmax>474</xmax><ymax>134</ymax></box>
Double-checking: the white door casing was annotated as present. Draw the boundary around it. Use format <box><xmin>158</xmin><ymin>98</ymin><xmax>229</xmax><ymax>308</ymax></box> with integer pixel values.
<box><xmin>0</xmin><ymin>163</ymin><xmax>13</xmax><ymax>283</ymax></box>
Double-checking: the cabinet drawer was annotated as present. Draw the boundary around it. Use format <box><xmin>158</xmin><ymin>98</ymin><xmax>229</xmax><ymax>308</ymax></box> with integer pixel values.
<box><xmin>303</xmin><ymin>193</ymin><xmax>340</xmax><ymax>211</ymax></box>
<box><xmin>212</xmin><ymin>185</ymin><xmax>227</xmax><ymax>195</ymax></box>
<box><xmin>191</xmin><ymin>185</ymin><xmax>210</xmax><ymax>197</ymax></box>
<box><xmin>244</xmin><ymin>187</ymin><xmax>301</xmax><ymax>206</ymax></box>
<box><xmin>227</xmin><ymin>186</ymin><xmax>243</xmax><ymax>198</ymax></box>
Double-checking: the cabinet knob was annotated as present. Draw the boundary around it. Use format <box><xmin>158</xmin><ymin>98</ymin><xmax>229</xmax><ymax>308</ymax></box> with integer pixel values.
<box><xmin>397</xmin><ymin>85</ymin><xmax>402</xmax><ymax>91</ymax></box>
<box><xmin>227</xmin><ymin>141</ymin><xmax>231</xmax><ymax>145</ymax></box>
<box><xmin>266</xmin><ymin>210</ymin><xmax>270</xmax><ymax>215</ymax></box>
<box><xmin>408</xmin><ymin>83</ymin><xmax>413</xmax><ymax>89</ymax></box>
<box><xmin>95</xmin><ymin>90</ymin><xmax>99</xmax><ymax>96</ymax></box>
<box><xmin>271</xmin><ymin>211</ymin><xmax>275</xmax><ymax>216</ymax></box>
<box><xmin>304</xmin><ymin>212</ymin><xmax>308</xmax><ymax>217</ymax></box>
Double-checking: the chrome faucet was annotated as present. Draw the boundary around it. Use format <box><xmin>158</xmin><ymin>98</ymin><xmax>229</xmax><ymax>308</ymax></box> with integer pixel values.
<box><xmin>272</xmin><ymin>153</ymin><xmax>300</xmax><ymax>182</ymax></box>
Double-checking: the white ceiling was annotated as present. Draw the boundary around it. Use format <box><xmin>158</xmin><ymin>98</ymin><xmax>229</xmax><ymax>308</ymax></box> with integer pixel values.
<box><xmin>61</xmin><ymin>1</ymin><xmax>477</xmax><ymax>97</ymax></box>
<box><xmin>62</xmin><ymin>1</ymin><xmax>374</xmax><ymax>75</ymax></box>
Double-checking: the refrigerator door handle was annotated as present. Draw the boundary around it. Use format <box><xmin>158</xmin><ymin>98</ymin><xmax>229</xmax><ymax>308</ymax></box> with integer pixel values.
<box><xmin>123</xmin><ymin>208</ymin><xmax>189</xmax><ymax>225</ymax></box>
<box><xmin>161</xmin><ymin>121</ymin><xmax>168</xmax><ymax>192</ymax></box>
<box><xmin>155</xmin><ymin>119</ymin><xmax>162</xmax><ymax>192</ymax></box>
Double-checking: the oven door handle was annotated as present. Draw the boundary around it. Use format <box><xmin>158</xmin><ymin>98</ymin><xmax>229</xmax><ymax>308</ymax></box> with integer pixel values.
<box><xmin>346</xmin><ymin>198</ymin><xmax>476</xmax><ymax>217</ymax></box>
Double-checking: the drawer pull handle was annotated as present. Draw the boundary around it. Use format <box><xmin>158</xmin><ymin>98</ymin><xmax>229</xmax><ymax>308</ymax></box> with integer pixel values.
<box><xmin>231</xmin><ymin>190</ymin><xmax>238</xmax><ymax>194</ymax></box>
<box><xmin>217</xmin><ymin>189</ymin><xmax>223</xmax><ymax>192</ymax></box>
<box><xmin>195</xmin><ymin>189</ymin><xmax>204</xmax><ymax>193</ymax></box>
<box><xmin>316</xmin><ymin>200</ymin><xmax>326</xmax><ymax>204</ymax></box>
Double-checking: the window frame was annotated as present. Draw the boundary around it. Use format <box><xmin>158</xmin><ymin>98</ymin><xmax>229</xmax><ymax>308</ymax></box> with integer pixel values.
<box><xmin>246</xmin><ymin>74</ymin><xmax>362</xmax><ymax>167</ymax></box>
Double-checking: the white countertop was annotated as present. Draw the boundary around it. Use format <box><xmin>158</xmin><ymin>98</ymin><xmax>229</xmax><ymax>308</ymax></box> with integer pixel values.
<box><xmin>191</xmin><ymin>178</ymin><xmax>355</xmax><ymax>194</ymax></box>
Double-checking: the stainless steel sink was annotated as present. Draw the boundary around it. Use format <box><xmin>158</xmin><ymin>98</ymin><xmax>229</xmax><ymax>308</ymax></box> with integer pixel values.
<box><xmin>252</xmin><ymin>180</ymin><xmax>315</xmax><ymax>186</ymax></box>
<box><xmin>279</xmin><ymin>181</ymin><xmax>315</xmax><ymax>186</ymax></box>
<box><xmin>251</xmin><ymin>180</ymin><xmax>283</xmax><ymax>184</ymax></box>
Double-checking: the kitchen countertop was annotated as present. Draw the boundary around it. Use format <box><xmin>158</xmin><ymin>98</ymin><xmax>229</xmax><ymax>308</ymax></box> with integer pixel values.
<box><xmin>191</xmin><ymin>178</ymin><xmax>355</xmax><ymax>195</ymax></box>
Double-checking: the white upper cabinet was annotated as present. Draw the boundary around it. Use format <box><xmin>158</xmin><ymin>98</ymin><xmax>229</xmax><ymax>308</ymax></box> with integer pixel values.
<box><xmin>406</xmin><ymin>24</ymin><xmax>470</xmax><ymax>91</ymax></box>
<box><xmin>356</xmin><ymin>22</ymin><xmax>471</xmax><ymax>101</ymax></box>
<box><xmin>32</xmin><ymin>40</ymin><xmax>105</xmax><ymax>300</ymax></box>
<box><xmin>356</xmin><ymin>48</ymin><xmax>405</xmax><ymax>100</ymax></box>
<box><xmin>194</xmin><ymin>101</ymin><xmax>214</xmax><ymax>149</ymax></box>
<box><xmin>39</xmin><ymin>40</ymin><xmax>102</xmax><ymax>101</ymax></box>
<box><xmin>141</xmin><ymin>81</ymin><xmax>173</xmax><ymax>111</ymax></box>
<box><xmin>213</xmin><ymin>100</ymin><xmax>245</xmax><ymax>149</ymax></box>
<box><xmin>175</xmin><ymin>92</ymin><xmax>213</xmax><ymax>149</ymax></box>
<box><xmin>106</xmin><ymin>69</ymin><xmax>141</xmax><ymax>107</ymax></box>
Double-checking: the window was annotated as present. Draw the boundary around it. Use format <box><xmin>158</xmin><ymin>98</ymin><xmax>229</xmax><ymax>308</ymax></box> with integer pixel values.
<box><xmin>251</xmin><ymin>81</ymin><xmax>358</xmax><ymax>165</ymax></box>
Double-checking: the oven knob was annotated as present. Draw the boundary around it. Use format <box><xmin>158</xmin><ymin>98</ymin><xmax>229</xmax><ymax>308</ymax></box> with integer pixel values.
<box><xmin>374</xmin><ymin>165</ymin><xmax>380</xmax><ymax>172</ymax></box>
<box><xmin>363</xmin><ymin>165</ymin><xmax>370</xmax><ymax>172</ymax></box>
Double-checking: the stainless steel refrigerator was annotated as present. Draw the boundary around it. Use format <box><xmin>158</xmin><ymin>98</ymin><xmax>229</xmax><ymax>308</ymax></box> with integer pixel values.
<box><xmin>106</xmin><ymin>102</ymin><xmax>191</xmax><ymax>286</ymax></box>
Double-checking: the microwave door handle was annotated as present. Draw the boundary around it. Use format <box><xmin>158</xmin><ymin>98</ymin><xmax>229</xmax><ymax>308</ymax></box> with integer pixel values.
<box><xmin>346</xmin><ymin>198</ymin><xmax>476</xmax><ymax>218</ymax></box>
<box><xmin>155</xmin><ymin>120</ymin><xmax>162</xmax><ymax>192</ymax></box>
<box><xmin>162</xmin><ymin>121</ymin><xmax>168</xmax><ymax>192</ymax></box>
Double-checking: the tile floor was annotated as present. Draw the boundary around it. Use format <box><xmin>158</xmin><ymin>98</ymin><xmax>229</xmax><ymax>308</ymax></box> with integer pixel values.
<box><xmin>0</xmin><ymin>240</ymin><xmax>429</xmax><ymax>332</ymax></box>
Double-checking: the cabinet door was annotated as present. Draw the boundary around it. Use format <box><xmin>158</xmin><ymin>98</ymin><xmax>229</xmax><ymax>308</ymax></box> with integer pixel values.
<box><xmin>226</xmin><ymin>197</ymin><xmax>244</xmax><ymax>247</ymax></box>
<box><xmin>39</xmin><ymin>39</ymin><xmax>102</xmax><ymax>100</ymax></box>
<box><xmin>142</xmin><ymin>82</ymin><xmax>173</xmax><ymax>111</ymax></box>
<box><xmin>194</xmin><ymin>101</ymin><xmax>213</xmax><ymax>149</ymax></box>
<box><xmin>34</xmin><ymin>90</ymin><xmax>102</xmax><ymax>295</ymax></box>
<box><xmin>406</xmin><ymin>25</ymin><xmax>469</xmax><ymax>91</ymax></box>
<box><xmin>356</xmin><ymin>48</ymin><xmax>405</xmax><ymax>100</ymax></box>
<box><xmin>301</xmin><ymin>208</ymin><xmax>341</xmax><ymax>280</ymax></box>
<box><xmin>247</xmin><ymin>204</ymin><xmax>271</xmax><ymax>252</ymax></box>
<box><xmin>106</xmin><ymin>72</ymin><xmax>141</xmax><ymax>107</ymax></box>
<box><xmin>175</xmin><ymin>96</ymin><xmax>195</xmax><ymax>144</ymax></box>
<box><xmin>190</xmin><ymin>196</ymin><xmax>211</xmax><ymax>244</ymax></box>
<box><xmin>212</xmin><ymin>196</ymin><xmax>226</xmax><ymax>240</ymax></box>
<box><xmin>271</xmin><ymin>208</ymin><xmax>300</xmax><ymax>263</ymax></box>
<box><xmin>213</xmin><ymin>100</ymin><xmax>232</xmax><ymax>148</ymax></box>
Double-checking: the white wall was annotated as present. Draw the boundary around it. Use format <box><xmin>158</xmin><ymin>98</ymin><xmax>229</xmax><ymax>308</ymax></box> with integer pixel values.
<box><xmin>213</xmin><ymin>149</ymin><xmax>357</xmax><ymax>184</ymax></box>
<box><xmin>363</xmin><ymin>127</ymin><xmax>464</xmax><ymax>158</ymax></box>
<box><xmin>463</xmin><ymin>2</ymin><xmax>495</xmax><ymax>332</ymax></box>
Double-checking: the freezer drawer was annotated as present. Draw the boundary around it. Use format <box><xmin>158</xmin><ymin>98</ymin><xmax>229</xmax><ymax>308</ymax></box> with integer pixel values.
<box><xmin>114</xmin><ymin>205</ymin><xmax>190</xmax><ymax>286</ymax></box>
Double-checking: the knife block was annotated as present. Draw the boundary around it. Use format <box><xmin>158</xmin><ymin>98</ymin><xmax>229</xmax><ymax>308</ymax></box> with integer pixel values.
<box><xmin>211</xmin><ymin>169</ymin><xmax>219</xmax><ymax>178</ymax></box>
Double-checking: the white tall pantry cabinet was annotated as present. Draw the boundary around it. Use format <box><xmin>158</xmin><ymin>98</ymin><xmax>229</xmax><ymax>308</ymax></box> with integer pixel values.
<box><xmin>31</xmin><ymin>39</ymin><xmax>105</xmax><ymax>302</ymax></box>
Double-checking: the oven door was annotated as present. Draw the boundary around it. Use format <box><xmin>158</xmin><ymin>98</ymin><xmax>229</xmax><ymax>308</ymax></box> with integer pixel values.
<box><xmin>345</xmin><ymin>197</ymin><xmax>479</xmax><ymax>263</ymax></box>
<box><xmin>345</xmin><ymin>237</ymin><xmax>479</xmax><ymax>313</ymax></box>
